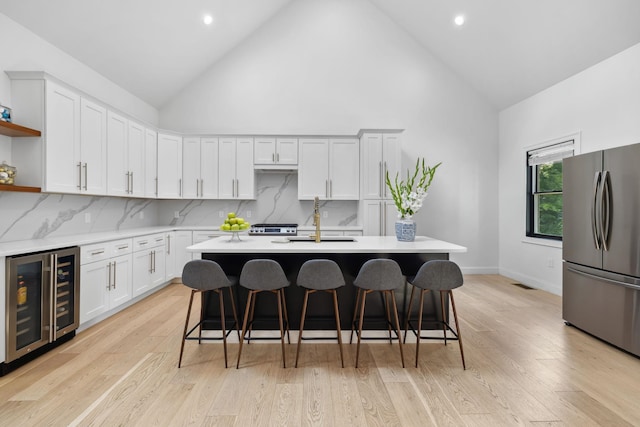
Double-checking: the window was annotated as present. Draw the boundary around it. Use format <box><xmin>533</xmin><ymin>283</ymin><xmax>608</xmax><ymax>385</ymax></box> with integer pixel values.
<box><xmin>526</xmin><ymin>139</ymin><xmax>574</xmax><ymax>240</ymax></box>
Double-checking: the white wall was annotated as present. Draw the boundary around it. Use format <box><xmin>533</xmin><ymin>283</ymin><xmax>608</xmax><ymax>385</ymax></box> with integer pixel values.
<box><xmin>161</xmin><ymin>0</ymin><xmax>499</xmax><ymax>273</ymax></box>
<box><xmin>499</xmin><ymin>42</ymin><xmax>640</xmax><ymax>294</ymax></box>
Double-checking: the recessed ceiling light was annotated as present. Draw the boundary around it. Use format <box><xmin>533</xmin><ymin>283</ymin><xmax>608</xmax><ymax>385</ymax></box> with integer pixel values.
<box><xmin>454</xmin><ymin>15</ymin><xmax>465</xmax><ymax>26</ymax></box>
<box><xmin>203</xmin><ymin>14</ymin><xmax>213</xmax><ymax>25</ymax></box>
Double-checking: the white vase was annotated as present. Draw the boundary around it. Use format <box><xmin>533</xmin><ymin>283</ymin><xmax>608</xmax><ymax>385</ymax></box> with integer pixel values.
<box><xmin>395</xmin><ymin>219</ymin><xmax>416</xmax><ymax>241</ymax></box>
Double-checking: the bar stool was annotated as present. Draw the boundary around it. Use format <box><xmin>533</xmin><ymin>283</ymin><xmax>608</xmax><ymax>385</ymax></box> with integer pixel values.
<box><xmin>404</xmin><ymin>260</ymin><xmax>466</xmax><ymax>369</ymax></box>
<box><xmin>178</xmin><ymin>259</ymin><xmax>240</xmax><ymax>368</ymax></box>
<box><xmin>295</xmin><ymin>259</ymin><xmax>345</xmax><ymax>368</ymax></box>
<box><xmin>236</xmin><ymin>259</ymin><xmax>291</xmax><ymax>368</ymax></box>
<box><xmin>350</xmin><ymin>259</ymin><xmax>405</xmax><ymax>368</ymax></box>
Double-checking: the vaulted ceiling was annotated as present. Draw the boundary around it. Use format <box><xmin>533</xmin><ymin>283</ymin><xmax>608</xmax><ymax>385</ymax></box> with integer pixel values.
<box><xmin>2</xmin><ymin>0</ymin><xmax>640</xmax><ymax>110</ymax></box>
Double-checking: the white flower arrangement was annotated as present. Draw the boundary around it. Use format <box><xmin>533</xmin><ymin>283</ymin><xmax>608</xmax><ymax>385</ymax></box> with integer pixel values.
<box><xmin>386</xmin><ymin>158</ymin><xmax>441</xmax><ymax>220</ymax></box>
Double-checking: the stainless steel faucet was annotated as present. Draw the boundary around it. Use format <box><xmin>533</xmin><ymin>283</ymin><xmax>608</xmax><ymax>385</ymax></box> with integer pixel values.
<box><xmin>311</xmin><ymin>196</ymin><xmax>321</xmax><ymax>243</ymax></box>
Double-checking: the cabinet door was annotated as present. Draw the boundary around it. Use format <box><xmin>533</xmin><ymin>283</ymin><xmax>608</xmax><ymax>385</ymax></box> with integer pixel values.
<box><xmin>329</xmin><ymin>138</ymin><xmax>359</xmax><ymax>200</ymax></box>
<box><xmin>360</xmin><ymin>133</ymin><xmax>383</xmax><ymax>199</ymax></box>
<box><xmin>383</xmin><ymin>200</ymin><xmax>398</xmax><ymax>236</ymax></box>
<box><xmin>200</xmin><ymin>137</ymin><xmax>219</xmax><ymax>199</ymax></box>
<box><xmin>382</xmin><ymin>134</ymin><xmax>402</xmax><ymax>200</ymax></box>
<box><xmin>298</xmin><ymin>138</ymin><xmax>329</xmax><ymax>200</ymax></box>
<box><xmin>45</xmin><ymin>81</ymin><xmax>81</xmax><ymax>193</ymax></box>
<box><xmin>254</xmin><ymin>137</ymin><xmax>276</xmax><ymax>164</ymax></box>
<box><xmin>132</xmin><ymin>250</ymin><xmax>153</xmax><ymax>297</ymax></box>
<box><xmin>150</xmin><ymin>247</ymin><xmax>166</xmax><ymax>289</ymax></box>
<box><xmin>276</xmin><ymin>138</ymin><xmax>298</xmax><ymax>165</ymax></box>
<box><xmin>128</xmin><ymin>121</ymin><xmax>145</xmax><ymax>197</ymax></box>
<box><xmin>80</xmin><ymin>98</ymin><xmax>107</xmax><ymax>195</ymax></box>
<box><xmin>110</xmin><ymin>254</ymin><xmax>132</xmax><ymax>307</ymax></box>
<box><xmin>79</xmin><ymin>259</ymin><xmax>109</xmax><ymax>324</ymax></box>
<box><xmin>362</xmin><ymin>200</ymin><xmax>382</xmax><ymax>236</ymax></box>
<box><xmin>157</xmin><ymin>134</ymin><xmax>183</xmax><ymax>198</ymax></box>
<box><xmin>182</xmin><ymin>137</ymin><xmax>201</xmax><ymax>198</ymax></box>
<box><xmin>107</xmin><ymin>111</ymin><xmax>129</xmax><ymax>196</ymax></box>
<box><xmin>144</xmin><ymin>128</ymin><xmax>157</xmax><ymax>198</ymax></box>
<box><xmin>236</xmin><ymin>137</ymin><xmax>254</xmax><ymax>199</ymax></box>
<box><xmin>164</xmin><ymin>232</ymin><xmax>176</xmax><ymax>280</ymax></box>
<box><xmin>218</xmin><ymin>138</ymin><xmax>237</xmax><ymax>199</ymax></box>
<box><xmin>174</xmin><ymin>231</ymin><xmax>194</xmax><ymax>275</ymax></box>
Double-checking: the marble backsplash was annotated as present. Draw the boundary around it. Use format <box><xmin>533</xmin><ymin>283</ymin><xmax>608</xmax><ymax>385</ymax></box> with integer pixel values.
<box><xmin>0</xmin><ymin>172</ymin><xmax>359</xmax><ymax>243</ymax></box>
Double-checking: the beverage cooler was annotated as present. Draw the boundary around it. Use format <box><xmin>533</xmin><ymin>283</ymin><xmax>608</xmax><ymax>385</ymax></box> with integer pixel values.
<box><xmin>3</xmin><ymin>247</ymin><xmax>79</xmax><ymax>375</ymax></box>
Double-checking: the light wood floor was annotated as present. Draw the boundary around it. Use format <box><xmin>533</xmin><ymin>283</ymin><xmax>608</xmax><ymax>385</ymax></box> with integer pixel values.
<box><xmin>1</xmin><ymin>275</ymin><xmax>639</xmax><ymax>426</ymax></box>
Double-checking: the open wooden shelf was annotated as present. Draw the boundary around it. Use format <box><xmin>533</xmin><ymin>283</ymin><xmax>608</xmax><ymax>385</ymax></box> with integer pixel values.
<box><xmin>0</xmin><ymin>121</ymin><xmax>41</xmax><ymax>137</ymax></box>
<box><xmin>0</xmin><ymin>184</ymin><xmax>41</xmax><ymax>193</ymax></box>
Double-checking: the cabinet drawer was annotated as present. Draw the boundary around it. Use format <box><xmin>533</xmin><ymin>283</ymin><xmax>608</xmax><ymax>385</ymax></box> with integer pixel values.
<box><xmin>193</xmin><ymin>230</ymin><xmax>224</xmax><ymax>244</ymax></box>
<box><xmin>133</xmin><ymin>233</ymin><xmax>165</xmax><ymax>251</ymax></box>
<box><xmin>81</xmin><ymin>238</ymin><xmax>133</xmax><ymax>264</ymax></box>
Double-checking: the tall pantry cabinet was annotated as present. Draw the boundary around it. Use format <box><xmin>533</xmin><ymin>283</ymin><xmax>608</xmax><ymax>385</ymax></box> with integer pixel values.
<box><xmin>359</xmin><ymin>131</ymin><xmax>402</xmax><ymax>236</ymax></box>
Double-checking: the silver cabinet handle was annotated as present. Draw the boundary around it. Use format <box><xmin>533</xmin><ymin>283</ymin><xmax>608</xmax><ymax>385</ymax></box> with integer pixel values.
<box><xmin>383</xmin><ymin>161</ymin><xmax>388</xmax><ymax>198</ymax></box>
<box><xmin>91</xmin><ymin>250</ymin><xmax>105</xmax><ymax>256</ymax></box>
<box><xmin>155</xmin><ymin>177</ymin><xmax>158</xmax><ymax>196</ymax></box>
<box><xmin>149</xmin><ymin>251</ymin><xmax>153</xmax><ymax>273</ymax></box>
<box><xmin>379</xmin><ymin>202</ymin><xmax>383</xmax><ymax>235</ymax></box>
<box><xmin>330</xmin><ymin>180</ymin><xmax>333</xmax><ymax>198</ymax></box>
<box><xmin>383</xmin><ymin>202</ymin><xmax>387</xmax><ymax>236</ymax></box>
<box><xmin>167</xmin><ymin>234</ymin><xmax>171</xmax><ymax>254</ymax></box>
<box><xmin>236</xmin><ymin>179</ymin><xmax>239</xmax><ymax>198</ymax></box>
<box><xmin>83</xmin><ymin>163</ymin><xmax>88</xmax><ymax>190</ymax></box>
<box><xmin>276</xmin><ymin>153</ymin><xmax>280</xmax><ymax>163</ymax></box>
<box><xmin>113</xmin><ymin>260</ymin><xmax>117</xmax><ymax>289</ymax></box>
<box><xmin>326</xmin><ymin>180</ymin><xmax>329</xmax><ymax>198</ymax></box>
<box><xmin>77</xmin><ymin>162</ymin><xmax>82</xmax><ymax>190</ymax></box>
<box><xmin>179</xmin><ymin>178</ymin><xmax>182</xmax><ymax>197</ymax></box>
<box><xmin>125</xmin><ymin>172</ymin><xmax>130</xmax><ymax>194</ymax></box>
<box><xmin>379</xmin><ymin>162</ymin><xmax>383</xmax><ymax>197</ymax></box>
<box><xmin>130</xmin><ymin>172</ymin><xmax>134</xmax><ymax>194</ymax></box>
<box><xmin>153</xmin><ymin>250</ymin><xmax>156</xmax><ymax>273</ymax></box>
<box><xmin>107</xmin><ymin>261</ymin><xmax>112</xmax><ymax>290</ymax></box>
<box><xmin>272</xmin><ymin>153</ymin><xmax>275</xmax><ymax>163</ymax></box>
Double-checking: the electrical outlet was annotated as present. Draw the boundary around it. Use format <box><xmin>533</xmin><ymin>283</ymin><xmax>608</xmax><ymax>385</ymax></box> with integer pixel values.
<box><xmin>219</xmin><ymin>210</ymin><xmax>224</xmax><ymax>218</ymax></box>
<box><xmin>174</xmin><ymin>211</ymin><xmax>180</xmax><ymax>219</ymax></box>
<box><xmin>246</xmin><ymin>210</ymin><xmax>252</xmax><ymax>218</ymax></box>
<box><xmin>84</xmin><ymin>213</ymin><xmax>91</xmax><ymax>223</ymax></box>
<box><xmin>322</xmin><ymin>211</ymin><xmax>328</xmax><ymax>218</ymax></box>
<box><xmin>547</xmin><ymin>257</ymin><xmax>554</xmax><ymax>268</ymax></box>
<box><xmin>139</xmin><ymin>211</ymin><xmax>144</xmax><ymax>220</ymax></box>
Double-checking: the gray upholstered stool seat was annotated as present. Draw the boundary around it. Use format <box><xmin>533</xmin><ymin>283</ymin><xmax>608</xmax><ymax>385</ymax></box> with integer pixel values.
<box><xmin>404</xmin><ymin>260</ymin><xmax>466</xmax><ymax>369</ymax></box>
<box><xmin>295</xmin><ymin>259</ymin><xmax>346</xmax><ymax>368</ymax></box>
<box><xmin>350</xmin><ymin>259</ymin><xmax>405</xmax><ymax>368</ymax></box>
<box><xmin>178</xmin><ymin>259</ymin><xmax>240</xmax><ymax>368</ymax></box>
<box><xmin>236</xmin><ymin>259</ymin><xmax>291</xmax><ymax>368</ymax></box>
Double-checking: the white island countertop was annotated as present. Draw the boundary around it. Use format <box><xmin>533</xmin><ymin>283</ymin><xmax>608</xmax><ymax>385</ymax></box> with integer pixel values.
<box><xmin>187</xmin><ymin>235</ymin><xmax>467</xmax><ymax>254</ymax></box>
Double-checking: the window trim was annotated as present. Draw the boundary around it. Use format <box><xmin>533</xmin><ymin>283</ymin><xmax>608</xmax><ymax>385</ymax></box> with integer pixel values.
<box><xmin>524</xmin><ymin>132</ymin><xmax>581</xmax><ymax>242</ymax></box>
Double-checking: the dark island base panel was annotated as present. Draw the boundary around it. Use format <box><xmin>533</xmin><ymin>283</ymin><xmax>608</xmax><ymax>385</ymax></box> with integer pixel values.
<box><xmin>201</xmin><ymin>252</ymin><xmax>450</xmax><ymax>331</ymax></box>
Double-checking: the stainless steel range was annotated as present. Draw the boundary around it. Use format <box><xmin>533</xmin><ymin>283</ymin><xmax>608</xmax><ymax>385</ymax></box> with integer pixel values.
<box><xmin>248</xmin><ymin>223</ymin><xmax>298</xmax><ymax>236</ymax></box>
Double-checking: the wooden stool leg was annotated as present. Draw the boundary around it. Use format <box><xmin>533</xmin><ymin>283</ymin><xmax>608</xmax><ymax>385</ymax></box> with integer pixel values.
<box><xmin>228</xmin><ymin>286</ymin><xmax>241</xmax><ymax>340</ymax></box>
<box><xmin>449</xmin><ymin>290</ymin><xmax>466</xmax><ymax>370</ymax></box>
<box><xmin>277</xmin><ymin>289</ymin><xmax>287</xmax><ymax>368</ymax></box>
<box><xmin>236</xmin><ymin>290</ymin><xmax>254</xmax><ymax>369</ymax></box>
<box><xmin>218</xmin><ymin>289</ymin><xmax>228</xmax><ymax>368</ymax></box>
<box><xmin>404</xmin><ymin>285</ymin><xmax>417</xmax><ymax>343</ymax></box>
<box><xmin>332</xmin><ymin>289</ymin><xmax>345</xmax><ymax>368</ymax></box>
<box><xmin>178</xmin><ymin>289</ymin><xmax>197</xmax><ymax>368</ymax></box>
<box><xmin>199</xmin><ymin>291</ymin><xmax>205</xmax><ymax>344</ymax></box>
<box><xmin>355</xmin><ymin>290</ymin><xmax>368</xmax><ymax>368</ymax></box>
<box><xmin>281</xmin><ymin>288</ymin><xmax>291</xmax><ymax>344</ymax></box>
<box><xmin>415</xmin><ymin>289</ymin><xmax>425</xmax><ymax>368</ymax></box>
<box><xmin>440</xmin><ymin>291</ymin><xmax>448</xmax><ymax>345</ymax></box>
<box><xmin>390</xmin><ymin>290</ymin><xmax>405</xmax><ymax>368</ymax></box>
<box><xmin>350</xmin><ymin>288</ymin><xmax>362</xmax><ymax>344</ymax></box>
<box><xmin>295</xmin><ymin>289</ymin><xmax>310</xmax><ymax>368</ymax></box>
<box><xmin>383</xmin><ymin>291</ymin><xmax>393</xmax><ymax>344</ymax></box>
<box><xmin>247</xmin><ymin>291</ymin><xmax>257</xmax><ymax>343</ymax></box>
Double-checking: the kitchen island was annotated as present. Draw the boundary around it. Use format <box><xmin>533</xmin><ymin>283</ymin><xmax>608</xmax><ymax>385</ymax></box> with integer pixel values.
<box><xmin>187</xmin><ymin>235</ymin><xmax>467</xmax><ymax>331</ymax></box>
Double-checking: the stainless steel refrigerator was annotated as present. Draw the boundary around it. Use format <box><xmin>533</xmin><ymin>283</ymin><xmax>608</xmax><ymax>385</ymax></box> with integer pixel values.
<box><xmin>563</xmin><ymin>143</ymin><xmax>640</xmax><ymax>357</ymax></box>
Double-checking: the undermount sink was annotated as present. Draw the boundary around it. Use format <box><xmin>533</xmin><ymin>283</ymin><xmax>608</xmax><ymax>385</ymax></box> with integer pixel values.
<box><xmin>287</xmin><ymin>236</ymin><xmax>357</xmax><ymax>242</ymax></box>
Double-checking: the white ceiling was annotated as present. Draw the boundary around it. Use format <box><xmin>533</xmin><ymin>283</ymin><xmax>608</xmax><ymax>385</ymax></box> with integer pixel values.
<box><xmin>2</xmin><ymin>0</ymin><xmax>640</xmax><ymax>110</ymax></box>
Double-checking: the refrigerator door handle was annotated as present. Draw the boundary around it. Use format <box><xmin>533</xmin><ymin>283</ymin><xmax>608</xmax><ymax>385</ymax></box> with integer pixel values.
<box><xmin>50</xmin><ymin>253</ymin><xmax>57</xmax><ymax>342</ymax></box>
<box><xmin>592</xmin><ymin>171</ymin><xmax>602</xmax><ymax>250</ymax></box>
<box><xmin>601</xmin><ymin>170</ymin><xmax>611</xmax><ymax>251</ymax></box>
<box><xmin>567</xmin><ymin>266</ymin><xmax>640</xmax><ymax>291</ymax></box>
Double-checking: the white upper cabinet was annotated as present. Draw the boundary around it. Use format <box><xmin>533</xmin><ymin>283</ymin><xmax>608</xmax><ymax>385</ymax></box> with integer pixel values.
<box><xmin>127</xmin><ymin>121</ymin><xmax>145</xmax><ymax>197</ymax></box>
<box><xmin>157</xmin><ymin>133</ymin><xmax>183</xmax><ymax>198</ymax></box>
<box><xmin>79</xmin><ymin>99</ymin><xmax>107</xmax><ymax>195</ymax></box>
<box><xmin>219</xmin><ymin>137</ymin><xmax>254</xmax><ymax>199</ymax></box>
<box><xmin>182</xmin><ymin>137</ymin><xmax>219</xmax><ymax>199</ymax></box>
<box><xmin>254</xmin><ymin>137</ymin><xmax>298</xmax><ymax>167</ymax></box>
<box><xmin>144</xmin><ymin>128</ymin><xmax>158</xmax><ymax>198</ymax></box>
<box><xmin>107</xmin><ymin>112</ymin><xmax>145</xmax><ymax>197</ymax></box>
<box><xmin>360</xmin><ymin>132</ymin><xmax>401</xmax><ymax>200</ymax></box>
<box><xmin>298</xmin><ymin>137</ymin><xmax>359</xmax><ymax>200</ymax></box>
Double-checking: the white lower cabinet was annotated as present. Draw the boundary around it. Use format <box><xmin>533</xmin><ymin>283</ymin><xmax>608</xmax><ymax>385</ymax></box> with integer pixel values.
<box><xmin>80</xmin><ymin>239</ymin><xmax>133</xmax><ymax>324</ymax></box>
<box><xmin>132</xmin><ymin>233</ymin><xmax>166</xmax><ymax>297</ymax></box>
<box><xmin>164</xmin><ymin>231</ymin><xmax>176</xmax><ymax>280</ymax></box>
<box><xmin>174</xmin><ymin>230</ymin><xmax>194</xmax><ymax>274</ymax></box>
